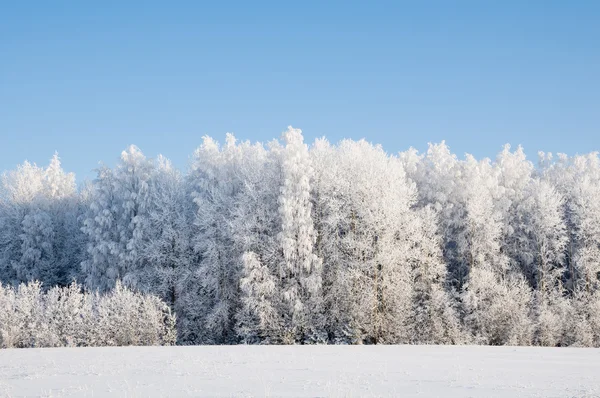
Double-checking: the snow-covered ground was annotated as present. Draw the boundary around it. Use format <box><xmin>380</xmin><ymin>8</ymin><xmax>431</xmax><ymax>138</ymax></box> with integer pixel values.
<box><xmin>0</xmin><ymin>345</ymin><xmax>598</xmax><ymax>397</ymax></box>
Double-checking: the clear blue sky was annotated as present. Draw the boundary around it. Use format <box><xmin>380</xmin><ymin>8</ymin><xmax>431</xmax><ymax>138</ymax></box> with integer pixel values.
<box><xmin>1</xmin><ymin>1</ymin><xmax>599</xmax><ymax>181</ymax></box>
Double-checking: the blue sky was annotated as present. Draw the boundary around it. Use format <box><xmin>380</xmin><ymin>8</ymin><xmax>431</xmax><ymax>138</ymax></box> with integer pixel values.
<box><xmin>1</xmin><ymin>1</ymin><xmax>599</xmax><ymax>181</ymax></box>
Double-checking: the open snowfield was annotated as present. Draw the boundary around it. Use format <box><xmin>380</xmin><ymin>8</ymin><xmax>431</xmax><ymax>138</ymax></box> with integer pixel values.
<box><xmin>0</xmin><ymin>345</ymin><xmax>599</xmax><ymax>397</ymax></box>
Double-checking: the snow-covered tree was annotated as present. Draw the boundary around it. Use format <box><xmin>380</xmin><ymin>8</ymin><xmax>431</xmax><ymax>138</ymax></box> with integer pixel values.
<box><xmin>236</xmin><ymin>251</ymin><xmax>279</xmax><ymax>343</ymax></box>
<box><xmin>229</xmin><ymin>139</ymin><xmax>283</xmax><ymax>343</ymax></box>
<box><xmin>277</xmin><ymin>127</ymin><xmax>324</xmax><ymax>343</ymax></box>
<box><xmin>313</xmin><ymin>139</ymin><xmax>418</xmax><ymax>344</ymax></box>
<box><xmin>141</xmin><ymin>156</ymin><xmax>196</xmax><ymax>342</ymax></box>
<box><xmin>522</xmin><ymin>180</ymin><xmax>568</xmax><ymax>293</ymax></box>
<box><xmin>459</xmin><ymin>154</ymin><xmax>533</xmax><ymax>345</ymax></box>
<box><xmin>188</xmin><ymin>134</ymin><xmax>244</xmax><ymax>343</ymax></box>
<box><xmin>569</xmin><ymin>178</ymin><xmax>600</xmax><ymax>294</ymax></box>
<box><xmin>403</xmin><ymin>144</ymin><xmax>533</xmax><ymax>345</ymax></box>
<box><xmin>81</xmin><ymin>146</ymin><xmax>154</xmax><ymax>292</ymax></box>
<box><xmin>80</xmin><ymin>166</ymin><xmax>121</xmax><ymax>291</ymax></box>
<box><xmin>407</xmin><ymin>207</ymin><xmax>462</xmax><ymax>344</ymax></box>
<box><xmin>538</xmin><ymin>152</ymin><xmax>600</xmax><ymax>294</ymax></box>
<box><xmin>494</xmin><ymin>145</ymin><xmax>535</xmax><ymax>276</ymax></box>
<box><xmin>401</xmin><ymin>142</ymin><xmax>468</xmax><ymax>288</ymax></box>
<box><xmin>0</xmin><ymin>154</ymin><xmax>80</xmax><ymax>288</ymax></box>
<box><xmin>310</xmin><ymin>138</ymin><xmax>355</xmax><ymax>343</ymax></box>
<box><xmin>112</xmin><ymin>145</ymin><xmax>155</xmax><ymax>289</ymax></box>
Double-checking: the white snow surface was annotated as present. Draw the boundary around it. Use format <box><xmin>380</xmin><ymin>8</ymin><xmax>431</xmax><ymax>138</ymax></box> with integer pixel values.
<box><xmin>0</xmin><ymin>345</ymin><xmax>598</xmax><ymax>397</ymax></box>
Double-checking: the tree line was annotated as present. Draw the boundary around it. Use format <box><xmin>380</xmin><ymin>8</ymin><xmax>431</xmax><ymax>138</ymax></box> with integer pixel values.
<box><xmin>1</xmin><ymin>127</ymin><xmax>600</xmax><ymax>346</ymax></box>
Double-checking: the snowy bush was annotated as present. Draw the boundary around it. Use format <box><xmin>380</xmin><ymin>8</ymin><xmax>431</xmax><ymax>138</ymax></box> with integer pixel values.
<box><xmin>0</xmin><ymin>281</ymin><xmax>176</xmax><ymax>348</ymax></box>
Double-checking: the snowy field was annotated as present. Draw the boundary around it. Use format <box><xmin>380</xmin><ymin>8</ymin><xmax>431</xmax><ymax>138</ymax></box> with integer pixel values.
<box><xmin>0</xmin><ymin>345</ymin><xmax>599</xmax><ymax>397</ymax></box>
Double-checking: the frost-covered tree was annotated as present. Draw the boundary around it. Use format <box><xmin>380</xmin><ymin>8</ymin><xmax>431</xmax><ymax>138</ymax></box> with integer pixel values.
<box><xmin>310</xmin><ymin>138</ymin><xmax>355</xmax><ymax>343</ymax></box>
<box><xmin>569</xmin><ymin>178</ymin><xmax>600</xmax><ymax>294</ymax></box>
<box><xmin>459</xmin><ymin>154</ymin><xmax>533</xmax><ymax>345</ymax></box>
<box><xmin>401</xmin><ymin>142</ymin><xmax>468</xmax><ymax>288</ymax></box>
<box><xmin>313</xmin><ymin>139</ymin><xmax>418</xmax><ymax>344</ymax></box>
<box><xmin>0</xmin><ymin>163</ymin><xmax>36</xmax><ymax>285</ymax></box>
<box><xmin>236</xmin><ymin>251</ymin><xmax>279</xmax><ymax>343</ymax></box>
<box><xmin>508</xmin><ymin>178</ymin><xmax>570</xmax><ymax>346</ymax></box>
<box><xmin>407</xmin><ymin>207</ymin><xmax>462</xmax><ymax>344</ymax></box>
<box><xmin>538</xmin><ymin>152</ymin><xmax>600</xmax><ymax>294</ymax></box>
<box><xmin>522</xmin><ymin>181</ymin><xmax>568</xmax><ymax>293</ymax></box>
<box><xmin>80</xmin><ymin>166</ymin><xmax>121</xmax><ymax>291</ymax></box>
<box><xmin>277</xmin><ymin>127</ymin><xmax>324</xmax><ymax>343</ymax></box>
<box><xmin>0</xmin><ymin>154</ymin><xmax>81</xmax><ymax>287</ymax></box>
<box><xmin>112</xmin><ymin>145</ymin><xmax>155</xmax><ymax>289</ymax></box>
<box><xmin>138</xmin><ymin>156</ymin><xmax>195</xmax><ymax>341</ymax></box>
<box><xmin>81</xmin><ymin>146</ymin><xmax>154</xmax><ymax>292</ymax></box>
<box><xmin>188</xmin><ymin>134</ymin><xmax>245</xmax><ymax>343</ymax></box>
<box><xmin>403</xmin><ymin>145</ymin><xmax>533</xmax><ymax>345</ymax></box>
<box><xmin>494</xmin><ymin>145</ymin><xmax>535</xmax><ymax>276</ymax></box>
<box><xmin>229</xmin><ymin>140</ymin><xmax>282</xmax><ymax>343</ymax></box>
<box><xmin>80</xmin><ymin>148</ymin><xmax>195</xmax><ymax>341</ymax></box>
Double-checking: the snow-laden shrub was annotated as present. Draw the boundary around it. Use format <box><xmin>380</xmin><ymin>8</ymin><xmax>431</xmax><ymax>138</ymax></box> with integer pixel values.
<box><xmin>462</xmin><ymin>269</ymin><xmax>533</xmax><ymax>346</ymax></box>
<box><xmin>533</xmin><ymin>291</ymin><xmax>571</xmax><ymax>347</ymax></box>
<box><xmin>0</xmin><ymin>281</ymin><xmax>176</xmax><ymax>349</ymax></box>
<box><xmin>563</xmin><ymin>291</ymin><xmax>600</xmax><ymax>348</ymax></box>
<box><xmin>94</xmin><ymin>282</ymin><xmax>177</xmax><ymax>347</ymax></box>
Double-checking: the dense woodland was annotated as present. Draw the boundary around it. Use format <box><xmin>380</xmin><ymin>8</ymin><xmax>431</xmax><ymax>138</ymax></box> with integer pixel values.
<box><xmin>2</xmin><ymin>127</ymin><xmax>600</xmax><ymax>347</ymax></box>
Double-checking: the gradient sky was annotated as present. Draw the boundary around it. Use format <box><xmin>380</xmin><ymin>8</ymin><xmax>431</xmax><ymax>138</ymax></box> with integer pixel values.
<box><xmin>1</xmin><ymin>1</ymin><xmax>599</xmax><ymax>181</ymax></box>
